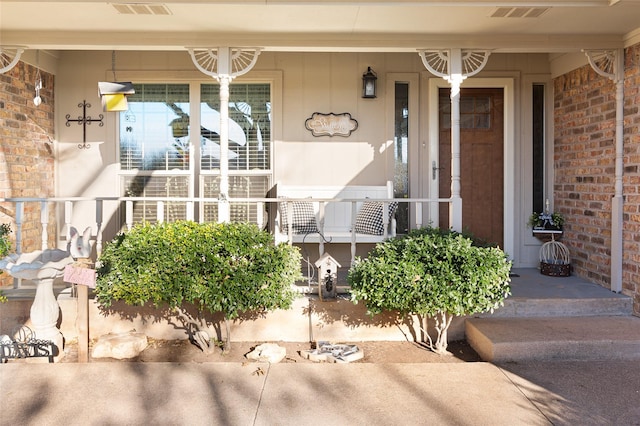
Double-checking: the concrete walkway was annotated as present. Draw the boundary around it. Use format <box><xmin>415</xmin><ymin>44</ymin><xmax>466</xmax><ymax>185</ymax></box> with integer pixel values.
<box><xmin>1</xmin><ymin>360</ymin><xmax>639</xmax><ymax>425</ymax></box>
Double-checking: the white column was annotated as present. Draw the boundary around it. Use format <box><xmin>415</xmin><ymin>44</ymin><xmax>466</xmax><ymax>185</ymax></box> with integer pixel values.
<box><xmin>447</xmin><ymin>72</ymin><xmax>465</xmax><ymax>233</ymax></box>
<box><xmin>188</xmin><ymin>47</ymin><xmax>261</xmax><ymax>224</ymax></box>
<box><xmin>218</xmin><ymin>73</ymin><xmax>231</xmax><ymax>223</ymax></box>
<box><xmin>611</xmin><ymin>73</ymin><xmax>624</xmax><ymax>293</ymax></box>
<box><xmin>585</xmin><ymin>49</ymin><xmax>624</xmax><ymax>293</ymax></box>
<box><xmin>419</xmin><ymin>49</ymin><xmax>490</xmax><ymax>234</ymax></box>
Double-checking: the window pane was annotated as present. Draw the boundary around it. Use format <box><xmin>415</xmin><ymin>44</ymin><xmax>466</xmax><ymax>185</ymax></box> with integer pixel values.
<box><xmin>118</xmin><ymin>82</ymin><xmax>273</xmax><ymax>228</ymax></box>
<box><xmin>201</xmin><ymin>175</ymin><xmax>270</xmax><ymax>223</ymax></box>
<box><xmin>532</xmin><ymin>84</ymin><xmax>545</xmax><ymax>214</ymax></box>
<box><xmin>120</xmin><ymin>84</ymin><xmax>191</xmax><ymax>171</ymax></box>
<box><xmin>394</xmin><ymin>82</ymin><xmax>409</xmax><ymax>234</ymax></box>
<box><xmin>460</xmin><ymin>97</ymin><xmax>475</xmax><ymax>113</ymax></box>
<box><xmin>200</xmin><ymin>83</ymin><xmax>271</xmax><ymax>172</ymax></box>
<box><xmin>123</xmin><ymin>175</ymin><xmax>189</xmax><ymax>223</ymax></box>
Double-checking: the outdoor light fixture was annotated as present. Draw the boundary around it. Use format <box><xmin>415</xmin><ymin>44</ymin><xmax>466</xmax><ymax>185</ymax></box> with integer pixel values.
<box><xmin>98</xmin><ymin>82</ymin><xmax>135</xmax><ymax>112</ymax></box>
<box><xmin>362</xmin><ymin>67</ymin><xmax>377</xmax><ymax>98</ymax></box>
<box><xmin>98</xmin><ymin>51</ymin><xmax>134</xmax><ymax>112</ymax></box>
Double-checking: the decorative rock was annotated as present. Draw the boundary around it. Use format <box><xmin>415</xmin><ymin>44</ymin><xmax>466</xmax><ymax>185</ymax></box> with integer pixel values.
<box><xmin>92</xmin><ymin>332</ymin><xmax>148</xmax><ymax>359</ymax></box>
<box><xmin>301</xmin><ymin>342</ymin><xmax>364</xmax><ymax>363</ymax></box>
<box><xmin>245</xmin><ymin>343</ymin><xmax>286</xmax><ymax>363</ymax></box>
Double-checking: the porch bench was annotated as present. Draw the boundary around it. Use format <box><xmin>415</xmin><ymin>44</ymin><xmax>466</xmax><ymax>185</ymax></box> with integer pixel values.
<box><xmin>273</xmin><ymin>181</ymin><xmax>397</xmax><ymax>262</ymax></box>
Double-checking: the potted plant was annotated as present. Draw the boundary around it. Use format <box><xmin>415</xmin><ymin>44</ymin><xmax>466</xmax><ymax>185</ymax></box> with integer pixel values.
<box><xmin>527</xmin><ymin>208</ymin><xmax>571</xmax><ymax>276</ymax></box>
<box><xmin>527</xmin><ymin>211</ymin><xmax>564</xmax><ymax>231</ymax></box>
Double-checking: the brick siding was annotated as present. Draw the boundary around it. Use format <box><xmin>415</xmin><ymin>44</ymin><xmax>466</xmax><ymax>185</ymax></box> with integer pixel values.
<box><xmin>622</xmin><ymin>44</ymin><xmax>640</xmax><ymax>314</ymax></box>
<box><xmin>554</xmin><ymin>44</ymin><xmax>640</xmax><ymax>314</ymax></box>
<box><xmin>0</xmin><ymin>61</ymin><xmax>56</xmax><ymax>285</ymax></box>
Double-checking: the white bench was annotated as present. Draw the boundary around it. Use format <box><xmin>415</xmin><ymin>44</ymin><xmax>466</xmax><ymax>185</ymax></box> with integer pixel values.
<box><xmin>273</xmin><ymin>181</ymin><xmax>397</xmax><ymax>262</ymax></box>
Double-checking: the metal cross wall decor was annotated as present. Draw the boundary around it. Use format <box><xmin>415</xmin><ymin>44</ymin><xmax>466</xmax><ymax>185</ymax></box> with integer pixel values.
<box><xmin>65</xmin><ymin>100</ymin><xmax>104</xmax><ymax>149</ymax></box>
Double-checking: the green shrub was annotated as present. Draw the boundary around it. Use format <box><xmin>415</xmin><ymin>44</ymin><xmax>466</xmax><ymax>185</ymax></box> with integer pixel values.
<box><xmin>348</xmin><ymin>227</ymin><xmax>511</xmax><ymax>354</ymax></box>
<box><xmin>96</xmin><ymin>221</ymin><xmax>302</xmax><ymax>350</ymax></box>
<box><xmin>0</xmin><ymin>224</ymin><xmax>11</xmax><ymax>303</ymax></box>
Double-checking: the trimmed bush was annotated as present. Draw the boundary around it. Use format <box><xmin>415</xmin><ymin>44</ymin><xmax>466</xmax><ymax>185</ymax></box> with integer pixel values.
<box><xmin>348</xmin><ymin>227</ymin><xmax>511</xmax><ymax>354</ymax></box>
<box><xmin>96</xmin><ymin>221</ymin><xmax>302</xmax><ymax>350</ymax></box>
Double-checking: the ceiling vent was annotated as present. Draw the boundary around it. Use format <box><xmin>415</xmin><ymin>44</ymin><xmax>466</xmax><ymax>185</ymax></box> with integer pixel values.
<box><xmin>111</xmin><ymin>3</ymin><xmax>172</xmax><ymax>15</ymax></box>
<box><xmin>491</xmin><ymin>7</ymin><xmax>549</xmax><ymax>18</ymax></box>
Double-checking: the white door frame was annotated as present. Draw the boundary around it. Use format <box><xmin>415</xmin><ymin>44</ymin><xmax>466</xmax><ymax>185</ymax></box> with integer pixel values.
<box><xmin>426</xmin><ymin>76</ymin><xmax>515</xmax><ymax>259</ymax></box>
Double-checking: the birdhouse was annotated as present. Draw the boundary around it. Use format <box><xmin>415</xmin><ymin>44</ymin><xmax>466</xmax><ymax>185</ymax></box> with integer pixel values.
<box><xmin>314</xmin><ymin>253</ymin><xmax>341</xmax><ymax>301</ymax></box>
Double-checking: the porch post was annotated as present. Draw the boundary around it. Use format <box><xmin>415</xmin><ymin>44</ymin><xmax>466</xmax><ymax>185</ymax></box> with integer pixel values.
<box><xmin>218</xmin><ymin>71</ymin><xmax>231</xmax><ymax>223</ymax></box>
<box><xmin>585</xmin><ymin>49</ymin><xmax>624</xmax><ymax>293</ymax></box>
<box><xmin>188</xmin><ymin>47</ymin><xmax>262</xmax><ymax>223</ymax></box>
<box><xmin>418</xmin><ymin>49</ymin><xmax>491</xmax><ymax>233</ymax></box>
<box><xmin>448</xmin><ymin>66</ymin><xmax>464</xmax><ymax>232</ymax></box>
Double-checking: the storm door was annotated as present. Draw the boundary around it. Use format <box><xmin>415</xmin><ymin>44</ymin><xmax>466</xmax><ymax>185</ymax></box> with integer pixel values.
<box><xmin>438</xmin><ymin>88</ymin><xmax>504</xmax><ymax>246</ymax></box>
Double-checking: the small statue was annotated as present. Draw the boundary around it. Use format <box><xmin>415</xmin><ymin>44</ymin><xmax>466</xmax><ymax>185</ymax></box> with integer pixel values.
<box><xmin>69</xmin><ymin>227</ymin><xmax>92</xmax><ymax>260</ymax></box>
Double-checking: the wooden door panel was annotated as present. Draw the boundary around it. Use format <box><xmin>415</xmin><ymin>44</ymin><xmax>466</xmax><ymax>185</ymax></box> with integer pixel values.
<box><xmin>439</xmin><ymin>88</ymin><xmax>503</xmax><ymax>246</ymax></box>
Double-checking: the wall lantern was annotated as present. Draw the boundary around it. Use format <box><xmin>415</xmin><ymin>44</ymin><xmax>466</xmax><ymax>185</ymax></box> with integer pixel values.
<box><xmin>362</xmin><ymin>67</ymin><xmax>377</xmax><ymax>98</ymax></box>
<box><xmin>97</xmin><ymin>82</ymin><xmax>135</xmax><ymax>112</ymax></box>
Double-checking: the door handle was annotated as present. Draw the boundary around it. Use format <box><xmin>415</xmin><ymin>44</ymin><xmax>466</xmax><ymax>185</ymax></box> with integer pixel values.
<box><xmin>432</xmin><ymin>161</ymin><xmax>443</xmax><ymax>180</ymax></box>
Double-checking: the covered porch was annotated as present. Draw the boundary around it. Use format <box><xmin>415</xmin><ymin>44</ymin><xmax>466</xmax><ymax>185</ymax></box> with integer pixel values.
<box><xmin>2</xmin><ymin>1</ymin><xmax>640</xmax><ymax>320</ymax></box>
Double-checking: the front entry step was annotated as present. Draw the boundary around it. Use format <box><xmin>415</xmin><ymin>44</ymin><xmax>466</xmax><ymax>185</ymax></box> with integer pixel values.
<box><xmin>482</xmin><ymin>294</ymin><xmax>633</xmax><ymax>318</ymax></box>
<box><xmin>466</xmin><ymin>316</ymin><xmax>640</xmax><ymax>362</ymax></box>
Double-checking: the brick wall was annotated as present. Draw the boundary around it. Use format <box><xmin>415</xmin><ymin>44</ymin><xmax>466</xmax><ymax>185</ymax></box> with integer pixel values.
<box><xmin>622</xmin><ymin>44</ymin><xmax>640</xmax><ymax>313</ymax></box>
<box><xmin>554</xmin><ymin>44</ymin><xmax>640</xmax><ymax>314</ymax></box>
<box><xmin>0</xmin><ymin>61</ymin><xmax>56</xmax><ymax>281</ymax></box>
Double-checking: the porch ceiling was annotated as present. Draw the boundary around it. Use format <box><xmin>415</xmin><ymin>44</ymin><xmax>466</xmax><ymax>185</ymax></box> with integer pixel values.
<box><xmin>1</xmin><ymin>1</ymin><xmax>640</xmax><ymax>52</ymax></box>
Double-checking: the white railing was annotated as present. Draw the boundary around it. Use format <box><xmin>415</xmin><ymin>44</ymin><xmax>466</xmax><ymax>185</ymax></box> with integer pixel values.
<box><xmin>0</xmin><ymin>196</ymin><xmax>450</xmax><ymax>285</ymax></box>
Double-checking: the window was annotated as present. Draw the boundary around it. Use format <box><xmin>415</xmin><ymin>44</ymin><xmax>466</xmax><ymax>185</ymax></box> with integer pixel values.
<box><xmin>119</xmin><ymin>82</ymin><xmax>272</xmax><ymax>225</ymax></box>
<box><xmin>394</xmin><ymin>82</ymin><xmax>409</xmax><ymax>234</ymax></box>
<box><xmin>120</xmin><ymin>84</ymin><xmax>191</xmax><ymax>172</ymax></box>
<box><xmin>200</xmin><ymin>83</ymin><xmax>272</xmax><ymax>223</ymax></box>
<box><xmin>200</xmin><ymin>84</ymin><xmax>271</xmax><ymax>172</ymax></box>
<box><xmin>439</xmin><ymin>94</ymin><xmax>491</xmax><ymax>129</ymax></box>
<box><xmin>532</xmin><ymin>84</ymin><xmax>545</xmax><ymax>214</ymax></box>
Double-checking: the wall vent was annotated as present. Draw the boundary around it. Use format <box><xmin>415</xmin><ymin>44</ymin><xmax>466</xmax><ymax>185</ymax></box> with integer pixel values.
<box><xmin>491</xmin><ymin>7</ymin><xmax>549</xmax><ymax>18</ymax></box>
<box><xmin>111</xmin><ymin>3</ymin><xmax>172</xmax><ymax>15</ymax></box>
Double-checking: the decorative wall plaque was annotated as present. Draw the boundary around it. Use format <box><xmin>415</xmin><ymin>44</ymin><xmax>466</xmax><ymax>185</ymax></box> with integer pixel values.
<box><xmin>305</xmin><ymin>112</ymin><xmax>358</xmax><ymax>137</ymax></box>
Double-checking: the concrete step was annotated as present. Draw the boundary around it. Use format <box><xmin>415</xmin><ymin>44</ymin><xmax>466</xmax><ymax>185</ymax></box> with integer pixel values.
<box><xmin>485</xmin><ymin>294</ymin><xmax>633</xmax><ymax>317</ymax></box>
<box><xmin>503</xmin><ymin>269</ymin><xmax>633</xmax><ymax>317</ymax></box>
<box><xmin>466</xmin><ymin>316</ymin><xmax>640</xmax><ymax>362</ymax></box>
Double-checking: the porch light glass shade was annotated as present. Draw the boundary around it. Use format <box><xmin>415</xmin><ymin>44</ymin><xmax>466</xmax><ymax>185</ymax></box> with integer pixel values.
<box><xmin>98</xmin><ymin>82</ymin><xmax>135</xmax><ymax>112</ymax></box>
<box><xmin>362</xmin><ymin>67</ymin><xmax>377</xmax><ymax>98</ymax></box>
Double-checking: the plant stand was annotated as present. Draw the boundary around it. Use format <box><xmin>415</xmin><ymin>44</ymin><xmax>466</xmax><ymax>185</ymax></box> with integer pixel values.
<box><xmin>534</xmin><ymin>231</ymin><xmax>571</xmax><ymax>277</ymax></box>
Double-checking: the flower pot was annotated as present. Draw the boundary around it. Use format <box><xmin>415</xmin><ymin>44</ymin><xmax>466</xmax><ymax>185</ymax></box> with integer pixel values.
<box><xmin>540</xmin><ymin>261</ymin><xmax>571</xmax><ymax>277</ymax></box>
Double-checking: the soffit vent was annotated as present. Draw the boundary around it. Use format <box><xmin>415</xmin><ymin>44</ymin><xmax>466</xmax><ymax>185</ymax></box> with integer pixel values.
<box><xmin>491</xmin><ymin>7</ymin><xmax>549</xmax><ymax>18</ymax></box>
<box><xmin>111</xmin><ymin>3</ymin><xmax>172</xmax><ymax>15</ymax></box>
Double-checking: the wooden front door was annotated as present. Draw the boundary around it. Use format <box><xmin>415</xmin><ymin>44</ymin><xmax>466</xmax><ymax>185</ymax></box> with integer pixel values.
<box><xmin>438</xmin><ymin>88</ymin><xmax>504</xmax><ymax>246</ymax></box>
